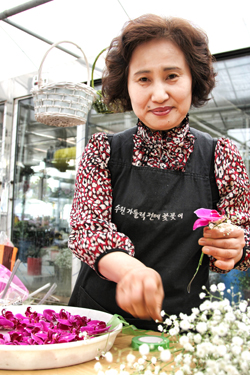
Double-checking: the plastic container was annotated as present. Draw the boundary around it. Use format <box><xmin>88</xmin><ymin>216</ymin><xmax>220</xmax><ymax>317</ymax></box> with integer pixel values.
<box><xmin>0</xmin><ymin>264</ymin><xmax>29</xmax><ymax>304</ymax></box>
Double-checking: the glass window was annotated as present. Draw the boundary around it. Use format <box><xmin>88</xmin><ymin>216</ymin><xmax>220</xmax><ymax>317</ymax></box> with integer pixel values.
<box><xmin>0</xmin><ymin>103</ymin><xmax>4</xmax><ymax>213</ymax></box>
<box><xmin>87</xmin><ymin>111</ymin><xmax>137</xmax><ymax>142</ymax></box>
<box><xmin>189</xmin><ymin>54</ymin><xmax>250</xmax><ymax>177</ymax></box>
<box><xmin>13</xmin><ymin>97</ymin><xmax>76</xmax><ymax>304</ymax></box>
<box><xmin>0</xmin><ymin>104</ymin><xmax>3</xmax><ymax>160</ymax></box>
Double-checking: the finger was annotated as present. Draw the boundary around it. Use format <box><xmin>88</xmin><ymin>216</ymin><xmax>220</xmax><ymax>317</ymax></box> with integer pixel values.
<box><xmin>199</xmin><ymin>237</ymin><xmax>241</xmax><ymax>250</ymax></box>
<box><xmin>116</xmin><ymin>283</ymin><xmax>135</xmax><ymax>316</ymax></box>
<box><xmin>202</xmin><ymin>245</ymin><xmax>243</xmax><ymax>270</ymax></box>
<box><xmin>116</xmin><ymin>279</ymin><xmax>151</xmax><ymax>320</ymax></box>
<box><xmin>213</xmin><ymin>258</ymin><xmax>235</xmax><ymax>270</ymax></box>
<box><xmin>143</xmin><ymin>278</ymin><xmax>164</xmax><ymax>322</ymax></box>
<box><xmin>130</xmin><ymin>280</ymin><xmax>152</xmax><ymax>320</ymax></box>
<box><xmin>203</xmin><ymin>226</ymin><xmax>243</xmax><ymax>239</ymax></box>
<box><xmin>202</xmin><ymin>245</ymin><xmax>239</xmax><ymax>259</ymax></box>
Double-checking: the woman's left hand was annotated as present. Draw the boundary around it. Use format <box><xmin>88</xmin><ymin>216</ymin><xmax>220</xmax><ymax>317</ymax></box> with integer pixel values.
<box><xmin>198</xmin><ymin>225</ymin><xmax>245</xmax><ymax>270</ymax></box>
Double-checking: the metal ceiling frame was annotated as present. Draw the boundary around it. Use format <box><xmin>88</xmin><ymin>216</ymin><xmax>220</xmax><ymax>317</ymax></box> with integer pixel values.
<box><xmin>1</xmin><ymin>1</ymin><xmax>249</xmax><ymax>143</ymax></box>
<box><xmin>0</xmin><ymin>0</ymin><xmax>83</xmax><ymax>60</ymax></box>
<box><xmin>1</xmin><ymin>1</ymin><xmax>249</xmax><ymax>81</ymax></box>
<box><xmin>0</xmin><ymin>0</ymin><xmax>102</xmax><ymax>71</ymax></box>
<box><xmin>3</xmin><ymin>19</ymin><xmax>83</xmax><ymax>59</ymax></box>
<box><xmin>0</xmin><ymin>0</ymin><xmax>53</xmax><ymax>20</ymax></box>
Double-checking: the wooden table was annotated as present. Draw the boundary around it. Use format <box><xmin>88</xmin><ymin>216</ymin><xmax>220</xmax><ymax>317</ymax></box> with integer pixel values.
<box><xmin>0</xmin><ymin>332</ymin><xmax>177</xmax><ymax>375</ymax></box>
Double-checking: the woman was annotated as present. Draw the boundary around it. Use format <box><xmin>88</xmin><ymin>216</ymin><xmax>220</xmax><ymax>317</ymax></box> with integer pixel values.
<box><xmin>68</xmin><ymin>14</ymin><xmax>250</xmax><ymax>330</ymax></box>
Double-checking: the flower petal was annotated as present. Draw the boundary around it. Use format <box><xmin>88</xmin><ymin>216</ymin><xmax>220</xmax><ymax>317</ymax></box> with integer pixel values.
<box><xmin>0</xmin><ymin>307</ymin><xmax>112</xmax><ymax>345</ymax></box>
<box><xmin>193</xmin><ymin>218</ymin><xmax>210</xmax><ymax>230</ymax></box>
<box><xmin>194</xmin><ymin>208</ymin><xmax>221</xmax><ymax>219</ymax></box>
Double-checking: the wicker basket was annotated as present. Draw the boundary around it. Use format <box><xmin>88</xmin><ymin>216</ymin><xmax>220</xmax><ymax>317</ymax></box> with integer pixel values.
<box><xmin>91</xmin><ymin>47</ymin><xmax>113</xmax><ymax>114</ymax></box>
<box><xmin>32</xmin><ymin>41</ymin><xmax>97</xmax><ymax>127</ymax></box>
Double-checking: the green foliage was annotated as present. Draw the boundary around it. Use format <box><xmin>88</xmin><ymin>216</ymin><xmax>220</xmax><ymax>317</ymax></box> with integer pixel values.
<box><xmin>54</xmin><ymin>248</ymin><xmax>72</xmax><ymax>269</ymax></box>
<box><xmin>26</xmin><ymin>244</ymin><xmax>47</xmax><ymax>258</ymax></box>
<box><xmin>237</xmin><ymin>269</ymin><xmax>250</xmax><ymax>290</ymax></box>
<box><xmin>13</xmin><ymin>220</ymin><xmax>35</xmax><ymax>240</ymax></box>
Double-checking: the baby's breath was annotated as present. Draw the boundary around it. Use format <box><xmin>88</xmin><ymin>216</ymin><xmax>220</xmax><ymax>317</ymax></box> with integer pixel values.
<box><xmin>94</xmin><ymin>283</ymin><xmax>250</xmax><ymax>375</ymax></box>
<box><xmin>159</xmin><ymin>284</ymin><xmax>250</xmax><ymax>374</ymax></box>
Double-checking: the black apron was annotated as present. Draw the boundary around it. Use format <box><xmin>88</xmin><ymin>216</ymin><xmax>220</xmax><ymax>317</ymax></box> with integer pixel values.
<box><xmin>69</xmin><ymin>126</ymin><xmax>219</xmax><ymax>330</ymax></box>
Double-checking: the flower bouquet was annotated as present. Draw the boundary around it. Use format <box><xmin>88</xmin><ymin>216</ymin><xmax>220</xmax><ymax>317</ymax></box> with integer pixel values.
<box><xmin>187</xmin><ymin>208</ymin><xmax>239</xmax><ymax>293</ymax></box>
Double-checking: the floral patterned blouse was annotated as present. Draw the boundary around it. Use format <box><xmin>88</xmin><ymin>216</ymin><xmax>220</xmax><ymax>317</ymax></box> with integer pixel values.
<box><xmin>68</xmin><ymin>117</ymin><xmax>250</xmax><ymax>273</ymax></box>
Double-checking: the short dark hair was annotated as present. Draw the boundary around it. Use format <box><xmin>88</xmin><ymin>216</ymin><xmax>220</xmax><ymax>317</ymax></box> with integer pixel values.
<box><xmin>102</xmin><ymin>14</ymin><xmax>216</xmax><ymax>112</ymax></box>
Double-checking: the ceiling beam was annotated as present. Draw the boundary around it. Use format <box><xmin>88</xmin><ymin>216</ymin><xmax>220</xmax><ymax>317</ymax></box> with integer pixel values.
<box><xmin>3</xmin><ymin>19</ymin><xmax>81</xmax><ymax>59</ymax></box>
<box><xmin>2</xmin><ymin>18</ymin><xmax>102</xmax><ymax>73</ymax></box>
<box><xmin>0</xmin><ymin>0</ymin><xmax>53</xmax><ymax>21</ymax></box>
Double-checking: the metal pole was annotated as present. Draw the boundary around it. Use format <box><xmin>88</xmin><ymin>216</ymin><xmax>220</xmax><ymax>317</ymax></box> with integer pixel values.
<box><xmin>2</xmin><ymin>19</ymin><xmax>102</xmax><ymax>72</ymax></box>
<box><xmin>246</xmin><ymin>117</ymin><xmax>249</xmax><ymax>176</ymax></box>
<box><xmin>3</xmin><ymin>19</ymin><xmax>81</xmax><ymax>59</ymax></box>
<box><xmin>0</xmin><ymin>0</ymin><xmax>53</xmax><ymax>21</ymax></box>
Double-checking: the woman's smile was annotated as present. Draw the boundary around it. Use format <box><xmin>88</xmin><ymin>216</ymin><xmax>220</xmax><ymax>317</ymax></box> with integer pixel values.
<box><xmin>127</xmin><ymin>38</ymin><xmax>192</xmax><ymax>131</ymax></box>
<box><xmin>150</xmin><ymin>106</ymin><xmax>173</xmax><ymax>116</ymax></box>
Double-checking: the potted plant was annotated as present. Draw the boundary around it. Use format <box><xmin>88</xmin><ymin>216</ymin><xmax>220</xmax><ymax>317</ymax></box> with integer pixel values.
<box><xmin>53</xmin><ymin>248</ymin><xmax>72</xmax><ymax>296</ymax></box>
<box><xmin>26</xmin><ymin>245</ymin><xmax>47</xmax><ymax>276</ymax></box>
<box><xmin>54</xmin><ymin>248</ymin><xmax>72</xmax><ymax>273</ymax></box>
<box><xmin>13</xmin><ymin>220</ymin><xmax>34</xmax><ymax>263</ymax></box>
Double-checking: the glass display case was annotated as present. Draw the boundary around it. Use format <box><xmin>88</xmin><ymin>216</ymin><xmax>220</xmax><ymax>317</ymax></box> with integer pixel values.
<box><xmin>12</xmin><ymin>97</ymin><xmax>76</xmax><ymax>302</ymax></box>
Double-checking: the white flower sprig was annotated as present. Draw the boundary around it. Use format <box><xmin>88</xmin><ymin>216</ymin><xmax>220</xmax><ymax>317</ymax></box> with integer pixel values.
<box><xmin>94</xmin><ymin>284</ymin><xmax>250</xmax><ymax>375</ymax></box>
<box><xmin>160</xmin><ymin>283</ymin><xmax>250</xmax><ymax>375</ymax></box>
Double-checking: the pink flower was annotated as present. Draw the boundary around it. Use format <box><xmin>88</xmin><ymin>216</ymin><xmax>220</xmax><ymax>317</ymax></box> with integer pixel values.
<box><xmin>193</xmin><ymin>208</ymin><xmax>223</xmax><ymax>230</ymax></box>
<box><xmin>188</xmin><ymin>208</ymin><xmax>225</xmax><ymax>293</ymax></box>
<box><xmin>0</xmin><ymin>308</ymin><xmax>111</xmax><ymax>345</ymax></box>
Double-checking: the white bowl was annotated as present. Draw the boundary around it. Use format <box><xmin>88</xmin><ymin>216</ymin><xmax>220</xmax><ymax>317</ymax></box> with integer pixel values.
<box><xmin>0</xmin><ymin>305</ymin><xmax>122</xmax><ymax>370</ymax></box>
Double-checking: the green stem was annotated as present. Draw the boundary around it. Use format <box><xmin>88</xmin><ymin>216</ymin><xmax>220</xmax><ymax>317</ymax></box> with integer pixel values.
<box><xmin>91</xmin><ymin>47</ymin><xmax>108</xmax><ymax>88</ymax></box>
<box><xmin>187</xmin><ymin>252</ymin><xmax>204</xmax><ymax>293</ymax></box>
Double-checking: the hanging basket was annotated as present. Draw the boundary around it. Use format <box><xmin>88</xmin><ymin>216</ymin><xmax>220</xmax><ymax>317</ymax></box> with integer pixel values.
<box><xmin>31</xmin><ymin>41</ymin><xmax>97</xmax><ymax>127</ymax></box>
<box><xmin>91</xmin><ymin>47</ymin><xmax>113</xmax><ymax>114</ymax></box>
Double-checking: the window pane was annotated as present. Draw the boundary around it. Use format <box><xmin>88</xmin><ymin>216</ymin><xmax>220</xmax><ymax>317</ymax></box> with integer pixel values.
<box><xmin>13</xmin><ymin>97</ymin><xmax>76</xmax><ymax>304</ymax></box>
<box><xmin>189</xmin><ymin>54</ymin><xmax>250</xmax><ymax>177</ymax></box>
<box><xmin>0</xmin><ymin>104</ymin><xmax>3</xmax><ymax>159</ymax></box>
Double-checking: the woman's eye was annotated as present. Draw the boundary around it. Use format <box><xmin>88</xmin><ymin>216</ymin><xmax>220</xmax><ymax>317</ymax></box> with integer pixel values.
<box><xmin>139</xmin><ymin>77</ymin><xmax>148</xmax><ymax>82</ymax></box>
<box><xmin>168</xmin><ymin>74</ymin><xmax>178</xmax><ymax>80</ymax></box>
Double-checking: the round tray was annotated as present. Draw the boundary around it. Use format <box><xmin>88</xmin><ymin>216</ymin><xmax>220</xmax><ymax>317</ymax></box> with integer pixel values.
<box><xmin>0</xmin><ymin>305</ymin><xmax>122</xmax><ymax>370</ymax></box>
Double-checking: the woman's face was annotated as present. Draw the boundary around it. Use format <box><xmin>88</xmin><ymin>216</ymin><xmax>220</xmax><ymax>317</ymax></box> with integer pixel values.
<box><xmin>127</xmin><ymin>38</ymin><xmax>192</xmax><ymax>131</ymax></box>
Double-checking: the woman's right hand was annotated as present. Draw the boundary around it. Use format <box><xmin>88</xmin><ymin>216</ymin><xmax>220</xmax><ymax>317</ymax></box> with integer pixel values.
<box><xmin>98</xmin><ymin>252</ymin><xmax>164</xmax><ymax>321</ymax></box>
<box><xmin>116</xmin><ymin>266</ymin><xmax>164</xmax><ymax>321</ymax></box>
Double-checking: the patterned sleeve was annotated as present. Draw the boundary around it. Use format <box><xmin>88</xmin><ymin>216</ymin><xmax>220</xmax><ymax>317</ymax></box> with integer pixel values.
<box><xmin>210</xmin><ymin>137</ymin><xmax>250</xmax><ymax>273</ymax></box>
<box><xmin>68</xmin><ymin>132</ymin><xmax>135</xmax><ymax>271</ymax></box>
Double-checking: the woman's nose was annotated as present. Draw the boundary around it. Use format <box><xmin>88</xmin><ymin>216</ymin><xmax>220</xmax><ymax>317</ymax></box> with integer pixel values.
<box><xmin>151</xmin><ymin>82</ymin><xmax>169</xmax><ymax>103</ymax></box>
